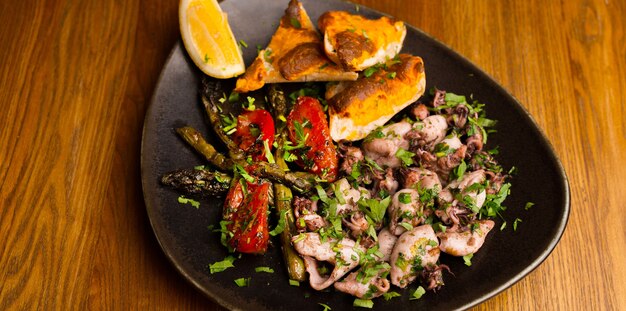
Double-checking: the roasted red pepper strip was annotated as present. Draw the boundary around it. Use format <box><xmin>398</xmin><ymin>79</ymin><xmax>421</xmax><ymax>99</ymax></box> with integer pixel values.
<box><xmin>286</xmin><ymin>96</ymin><xmax>338</xmax><ymax>181</ymax></box>
<box><xmin>222</xmin><ymin>177</ymin><xmax>270</xmax><ymax>254</ymax></box>
<box><xmin>233</xmin><ymin>109</ymin><xmax>275</xmax><ymax>161</ymax></box>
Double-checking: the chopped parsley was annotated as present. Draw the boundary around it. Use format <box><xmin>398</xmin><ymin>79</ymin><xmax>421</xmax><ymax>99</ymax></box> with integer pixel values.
<box><xmin>513</xmin><ymin>218</ymin><xmax>522</xmax><ymax>231</ymax></box>
<box><xmin>433</xmin><ymin>222</ymin><xmax>447</xmax><ymax>233</ymax></box>
<box><xmin>234</xmin><ymin>277</ymin><xmax>250</xmax><ymax>287</ymax></box>
<box><xmin>215</xmin><ymin>220</ymin><xmax>233</xmax><ymax>250</ymax></box>
<box><xmin>452</xmin><ymin>160</ymin><xmax>467</xmax><ymax>181</ymax></box>
<box><xmin>178</xmin><ymin>195</ymin><xmax>200</xmax><ymax>208</ymax></box>
<box><xmin>209</xmin><ymin>255</ymin><xmax>236</xmax><ymax>274</ymax></box>
<box><xmin>363</xmin><ymin>66</ymin><xmax>378</xmax><ymax>78</ymax></box>
<box><xmin>269</xmin><ymin>209</ymin><xmax>287</xmax><ymax>236</ymax></box>
<box><xmin>357</xmin><ymin>196</ymin><xmax>390</xmax><ymax>223</ymax></box>
<box><xmin>244</xmin><ymin>96</ymin><xmax>256</xmax><ymax>110</ymax></box>
<box><xmin>293</xmin><ymin>233</ymin><xmax>306</xmax><ymax>243</ymax></box>
<box><xmin>316</xmin><ymin>185</ymin><xmax>330</xmax><ymax>204</ymax></box>
<box><xmin>433</xmin><ymin>142</ymin><xmax>453</xmax><ymax>157</ymax></box>
<box><xmin>463</xmin><ymin>253</ymin><xmax>473</xmax><ymax>266</ymax></box>
<box><xmin>234</xmin><ymin>164</ymin><xmax>255</xmax><ymax>183</ymax></box>
<box><xmin>290</xmin><ymin>17</ymin><xmax>301</xmax><ymax>28</ymax></box>
<box><xmin>395</xmin><ymin>148</ymin><xmax>415</xmax><ymax>166</ymax></box>
<box><xmin>263</xmin><ymin>49</ymin><xmax>273</xmax><ymax>63</ymax></box>
<box><xmin>228</xmin><ymin>91</ymin><xmax>239</xmax><ymax>103</ymax></box>
<box><xmin>263</xmin><ymin>139</ymin><xmax>275</xmax><ymax>164</ymax></box>
<box><xmin>353</xmin><ymin>298</ymin><xmax>374</xmax><ymax>308</ymax></box>
<box><xmin>362</xmin><ymin>128</ymin><xmax>386</xmax><ymax>145</ymax></box>
<box><xmin>220</xmin><ymin>113</ymin><xmax>237</xmax><ymax>135</ymax></box>
<box><xmin>319</xmin><ymin>303</ymin><xmax>332</xmax><ymax>311</ymax></box>
<box><xmin>445</xmin><ymin>92</ymin><xmax>466</xmax><ymax>103</ymax></box>
<box><xmin>286</xmin><ymin>120</ymin><xmax>309</xmax><ymax>152</ymax></box>
<box><xmin>398</xmin><ymin>192</ymin><xmax>412</xmax><ymax>204</ymax></box>
<box><xmin>478</xmin><ymin>182</ymin><xmax>511</xmax><ymax>218</ymax></box>
<box><xmin>254</xmin><ymin>266</ymin><xmax>274</xmax><ymax>273</ymax></box>
<box><xmin>382</xmin><ymin>291</ymin><xmax>401</xmax><ymax>300</ymax></box>
<box><xmin>525</xmin><ymin>202</ymin><xmax>535</xmax><ymax>210</ymax></box>
<box><xmin>398</xmin><ymin>222</ymin><xmax>413</xmax><ymax>231</ymax></box>
<box><xmin>410</xmin><ymin>286</ymin><xmax>426</xmax><ymax>300</ymax></box>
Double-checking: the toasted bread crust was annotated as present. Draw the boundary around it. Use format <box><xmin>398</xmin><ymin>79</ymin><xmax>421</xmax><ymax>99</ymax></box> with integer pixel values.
<box><xmin>328</xmin><ymin>54</ymin><xmax>426</xmax><ymax>141</ymax></box>
<box><xmin>319</xmin><ymin>11</ymin><xmax>406</xmax><ymax>71</ymax></box>
<box><xmin>235</xmin><ymin>0</ymin><xmax>357</xmax><ymax>93</ymax></box>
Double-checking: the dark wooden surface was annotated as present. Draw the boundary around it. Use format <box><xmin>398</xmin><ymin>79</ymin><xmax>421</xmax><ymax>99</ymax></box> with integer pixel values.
<box><xmin>1</xmin><ymin>0</ymin><xmax>624</xmax><ymax>310</ymax></box>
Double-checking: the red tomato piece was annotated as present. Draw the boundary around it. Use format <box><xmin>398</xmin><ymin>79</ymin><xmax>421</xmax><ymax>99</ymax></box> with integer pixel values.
<box><xmin>233</xmin><ymin>109</ymin><xmax>275</xmax><ymax>161</ymax></box>
<box><xmin>286</xmin><ymin>96</ymin><xmax>338</xmax><ymax>181</ymax></box>
<box><xmin>222</xmin><ymin>177</ymin><xmax>270</xmax><ymax>254</ymax></box>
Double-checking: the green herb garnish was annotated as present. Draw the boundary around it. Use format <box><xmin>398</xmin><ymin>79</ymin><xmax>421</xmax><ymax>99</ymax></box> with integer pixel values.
<box><xmin>234</xmin><ymin>277</ymin><xmax>250</xmax><ymax>287</ymax></box>
<box><xmin>178</xmin><ymin>195</ymin><xmax>200</xmax><ymax>208</ymax></box>
<box><xmin>255</xmin><ymin>267</ymin><xmax>274</xmax><ymax>273</ymax></box>
<box><xmin>209</xmin><ymin>255</ymin><xmax>236</xmax><ymax>273</ymax></box>
<box><xmin>410</xmin><ymin>286</ymin><xmax>426</xmax><ymax>300</ymax></box>
<box><xmin>353</xmin><ymin>298</ymin><xmax>374</xmax><ymax>308</ymax></box>
<box><xmin>463</xmin><ymin>253</ymin><xmax>473</xmax><ymax>266</ymax></box>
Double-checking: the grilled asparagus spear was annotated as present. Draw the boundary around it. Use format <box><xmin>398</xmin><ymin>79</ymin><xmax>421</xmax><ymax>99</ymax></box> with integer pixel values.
<box><xmin>161</xmin><ymin>167</ymin><xmax>231</xmax><ymax>197</ymax></box>
<box><xmin>176</xmin><ymin>124</ymin><xmax>314</xmax><ymax>193</ymax></box>
<box><xmin>176</xmin><ymin>126</ymin><xmax>234</xmax><ymax>171</ymax></box>
<box><xmin>268</xmin><ymin>85</ymin><xmax>306</xmax><ymax>281</ymax></box>
<box><xmin>201</xmin><ymin>79</ymin><xmax>245</xmax><ymax>162</ymax></box>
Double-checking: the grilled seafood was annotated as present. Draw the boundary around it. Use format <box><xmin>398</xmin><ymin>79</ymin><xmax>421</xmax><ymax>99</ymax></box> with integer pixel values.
<box><xmin>165</xmin><ymin>1</ymin><xmax>516</xmax><ymax>304</ymax></box>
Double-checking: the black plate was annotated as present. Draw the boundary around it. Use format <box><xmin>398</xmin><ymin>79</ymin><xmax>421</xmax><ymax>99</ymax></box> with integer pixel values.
<box><xmin>141</xmin><ymin>0</ymin><xmax>570</xmax><ymax>310</ymax></box>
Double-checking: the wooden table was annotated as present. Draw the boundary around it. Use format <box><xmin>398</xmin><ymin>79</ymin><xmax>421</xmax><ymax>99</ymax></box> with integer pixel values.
<box><xmin>1</xmin><ymin>0</ymin><xmax>624</xmax><ymax>310</ymax></box>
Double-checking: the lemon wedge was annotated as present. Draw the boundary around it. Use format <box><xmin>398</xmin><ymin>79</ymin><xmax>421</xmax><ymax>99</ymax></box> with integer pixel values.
<box><xmin>179</xmin><ymin>0</ymin><xmax>245</xmax><ymax>79</ymax></box>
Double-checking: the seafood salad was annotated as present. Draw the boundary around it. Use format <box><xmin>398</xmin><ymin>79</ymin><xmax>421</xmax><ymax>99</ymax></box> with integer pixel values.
<box><xmin>163</xmin><ymin>0</ymin><xmax>517</xmax><ymax>306</ymax></box>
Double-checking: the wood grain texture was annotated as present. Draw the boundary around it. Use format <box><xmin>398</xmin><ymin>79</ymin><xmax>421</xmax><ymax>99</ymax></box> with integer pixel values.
<box><xmin>0</xmin><ymin>0</ymin><xmax>624</xmax><ymax>310</ymax></box>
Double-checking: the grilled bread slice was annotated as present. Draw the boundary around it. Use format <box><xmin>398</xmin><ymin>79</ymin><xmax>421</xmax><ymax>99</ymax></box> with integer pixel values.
<box><xmin>318</xmin><ymin>11</ymin><xmax>406</xmax><ymax>71</ymax></box>
<box><xmin>234</xmin><ymin>0</ymin><xmax>357</xmax><ymax>93</ymax></box>
<box><xmin>326</xmin><ymin>54</ymin><xmax>426</xmax><ymax>142</ymax></box>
